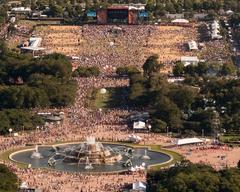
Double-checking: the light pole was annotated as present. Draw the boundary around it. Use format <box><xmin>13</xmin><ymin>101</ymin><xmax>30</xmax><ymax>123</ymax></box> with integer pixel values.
<box><xmin>202</xmin><ymin>129</ymin><xmax>204</xmax><ymax>138</ymax></box>
<box><xmin>9</xmin><ymin>128</ymin><xmax>13</xmax><ymax>137</ymax></box>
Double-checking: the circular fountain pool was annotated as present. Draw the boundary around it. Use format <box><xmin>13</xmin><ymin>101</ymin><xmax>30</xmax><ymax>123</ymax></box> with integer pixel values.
<box><xmin>10</xmin><ymin>138</ymin><xmax>171</xmax><ymax>173</ymax></box>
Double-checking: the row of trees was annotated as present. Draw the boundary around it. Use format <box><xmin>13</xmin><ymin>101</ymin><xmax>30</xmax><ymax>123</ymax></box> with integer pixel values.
<box><xmin>0</xmin><ymin>109</ymin><xmax>44</xmax><ymax>135</ymax></box>
<box><xmin>0</xmin><ymin>40</ymin><xmax>77</xmax><ymax>135</ymax></box>
<box><xmin>146</xmin><ymin>0</ymin><xmax>240</xmax><ymax>16</ymax></box>
<box><xmin>147</xmin><ymin>161</ymin><xmax>240</xmax><ymax>192</ymax></box>
<box><xmin>173</xmin><ymin>62</ymin><xmax>237</xmax><ymax>77</ymax></box>
<box><xmin>13</xmin><ymin>0</ymin><xmax>240</xmax><ymax>19</ymax></box>
<box><xmin>116</xmin><ymin>66</ymin><xmax>140</xmax><ymax>77</ymax></box>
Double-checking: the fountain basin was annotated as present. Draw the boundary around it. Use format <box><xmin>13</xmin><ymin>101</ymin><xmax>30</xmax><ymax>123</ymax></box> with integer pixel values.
<box><xmin>10</xmin><ymin>142</ymin><xmax>172</xmax><ymax>173</ymax></box>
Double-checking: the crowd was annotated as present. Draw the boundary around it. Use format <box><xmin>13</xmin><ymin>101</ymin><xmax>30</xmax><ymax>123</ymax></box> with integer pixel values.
<box><xmin>0</xmin><ymin>75</ymin><xmax>170</xmax><ymax>192</ymax></box>
<box><xmin>174</xmin><ymin>144</ymin><xmax>240</xmax><ymax>170</ymax></box>
<box><xmin>0</xmin><ymin>23</ymin><xmax>239</xmax><ymax>191</ymax></box>
<box><xmin>36</xmin><ymin>24</ymin><xmax>198</xmax><ymax>74</ymax></box>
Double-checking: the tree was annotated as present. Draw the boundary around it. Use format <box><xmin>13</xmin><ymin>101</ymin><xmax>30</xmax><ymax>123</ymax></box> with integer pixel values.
<box><xmin>154</xmin><ymin>96</ymin><xmax>183</xmax><ymax>132</ymax></box>
<box><xmin>49</xmin><ymin>4</ymin><xmax>64</xmax><ymax>17</ymax></box>
<box><xmin>169</xmin><ymin>86</ymin><xmax>196</xmax><ymax>111</ymax></box>
<box><xmin>146</xmin><ymin>0</ymin><xmax>155</xmax><ymax>12</ymax></box>
<box><xmin>173</xmin><ymin>62</ymin><xmax>185</xmax><ymax>77</ymax></box>
<box><xmin>143</xmin><ymin>55</ymin><xmax>162</xmax><ymax>77</ymax></box>
<box><xmin>73</xmin><ymin>66</ymin><xmax>100</xmax><ymax>77</ymax></box>
<box><xmin>151</xmin><ymin>118</ymin><xmax>167</xmax><ymax>133</ymax></box>
<box><xmin>116</xmin><ymin>66</ymin><xmax>140</xmax><ymax>77</ymax></box>
<box><xmin>184</xmin><ymin>0</ymin><xmax>193</xmax><ymax>10</ymax></box>
<box><xmin>0</xmin><ymin>164</ymin><xmax>18</xmax><ymax>192</ymax></box>
<box><xmin>221</xmin><ymin>64</ymin><xmax>236</xmax><ymax>76</ymax></box>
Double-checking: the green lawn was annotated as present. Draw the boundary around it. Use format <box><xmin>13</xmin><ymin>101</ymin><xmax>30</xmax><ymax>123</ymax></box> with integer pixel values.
<box><xmin>0</xmin><ymin>148</ymin><xmax>29</xmax><ymax>168</ymax></box>
<box><xmin>94</xmin><ymin>89</ymin><xmax>111</xmax><ymax>109</ymax></box>
<box><xmin>219</xmin><ymin>135</ymin><xmax>240</xmax><ymax>144</ymax></box>
<box><xmin>86</xmin><ymin>87</ymin><xmax>128</xmax><ymax>109</ymax></box>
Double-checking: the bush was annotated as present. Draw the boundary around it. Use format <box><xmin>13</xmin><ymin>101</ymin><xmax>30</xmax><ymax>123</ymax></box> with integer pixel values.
<box><xmin>73</xmin><ymin>66</ymin><xmax>100</xmax><ymax>77</ymax></box>
<box><xmin>116</xmin><ymin>66</ymin><xmax>140</xmax><ymax>76</ymax></box>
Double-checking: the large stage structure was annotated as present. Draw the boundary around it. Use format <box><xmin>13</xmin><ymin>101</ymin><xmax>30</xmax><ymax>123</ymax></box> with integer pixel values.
<box><xmin>96</xmin><ymin>4</ymin><xmax>147</xmax><ymax>24</ymax></box>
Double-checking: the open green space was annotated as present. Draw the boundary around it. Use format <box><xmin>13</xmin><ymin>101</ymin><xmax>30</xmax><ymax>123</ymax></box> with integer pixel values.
<box><xmin>86</xmin><ymin>87</ymin><xmax>128</xmax><ymax>109</ymax></box>
<box><xmin>219</xmin><ymin>135</ymin><xmax>240</xmax><ymax>144</ymax></box>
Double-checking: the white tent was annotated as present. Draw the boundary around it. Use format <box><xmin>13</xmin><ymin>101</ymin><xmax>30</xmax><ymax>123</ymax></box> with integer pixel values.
<box><xmin>171</xmin><ymin>19</ymin><xmax>189</xmax><ymax>23</ymax></box>
<box><xmin>188</xmin><ymin>41</ymin><xmax>198</xmax><ymax>50</ymax></box>
<box><xmin>133</xmin><ymin>121</ymin><xmax>146</xmax><ymax>130</ymax></box>
<box><xmin>128</xmin><ymin>134</ymin><xmax>142</xmax><ymax>142</ymax></box>
<box><xmin>181</xmin><ymin>56</ymin><xmax>199</xmax><ymax>66</ymax></box>
<box><xmin>20</xmin><ymin>182</ymin><xmax>28</xmax><ymax>189</ymax></box>
<box><xmin>176</xmin><ymin>138</ymin><xmax>204</xmax><ymax>146</ymax></box>
<box><xmin>132</xmin><ymin>181</ymin><xmax>146</xmax><ymax>191</ymax></box>
<box><xmin>226</xmin><ymin>10</ymin><xmax>234</xmax><ymax>15</ymax></box>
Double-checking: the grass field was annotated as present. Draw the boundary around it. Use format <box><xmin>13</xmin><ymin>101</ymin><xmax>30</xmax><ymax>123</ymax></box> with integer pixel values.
<box><xmin>86</xmin><ymin>87</ymin><xmax>128</xmax><ymax>109</ymax></box>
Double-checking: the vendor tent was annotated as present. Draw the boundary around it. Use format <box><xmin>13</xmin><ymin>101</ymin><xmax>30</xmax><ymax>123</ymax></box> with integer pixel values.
<box><xmin>176</xmin><ymin>138</ymin><xmax>204</xmax><ymax>146</ymax></box>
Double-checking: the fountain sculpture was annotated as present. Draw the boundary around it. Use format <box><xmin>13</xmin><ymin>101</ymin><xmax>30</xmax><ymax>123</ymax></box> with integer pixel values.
<box><xmin>54</xmin><ymin>136</ymin><xmax>122</xmax><ymax>165</ymax></box>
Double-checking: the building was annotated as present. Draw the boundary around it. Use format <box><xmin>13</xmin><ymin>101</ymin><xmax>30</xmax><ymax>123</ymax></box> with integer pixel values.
<box><xmin>96</xmin><ymin>4</ymin><xmax>147</xmax><ymax>24</ymax></box>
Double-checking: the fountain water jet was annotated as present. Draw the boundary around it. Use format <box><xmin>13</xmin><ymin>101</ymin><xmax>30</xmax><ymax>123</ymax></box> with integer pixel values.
<box><xmin>141</xmin><ymin>149</ymin><xmax>151</xmax><ymax>160</ymax></box>
<box><xmin>31</xmin><ymin>145</ymin><xmax>43</xmax><ymax>159</ymax></box>
<box><xmin>84</xmin><ymin>157</ymin><xmax>93</xmax><ymax>169</ymax></box>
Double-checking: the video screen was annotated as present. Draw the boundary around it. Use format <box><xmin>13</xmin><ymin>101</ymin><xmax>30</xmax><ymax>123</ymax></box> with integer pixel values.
<box><xmin>107</xmin><ymin>9</ymin><xmax>128</xmax><ymax>23</ymax></box>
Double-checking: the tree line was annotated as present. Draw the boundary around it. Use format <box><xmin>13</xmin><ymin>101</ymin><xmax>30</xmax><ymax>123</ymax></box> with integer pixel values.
<box><xmin>5</xmin><ymin>0</ymin><xmax>240</xmax><ymax>19</ymax></box>
<box><xmin>147</xmin><ymin>160</ymin><xmax>240</xmax><ymax>192</ymax></box>
<box><xmin>0</xmin><ymin>40</ymin><xmax>76</xmax><ymax>109</ymax></box>
<box><xmin>128</xmin><ymin>55</ymin><xmax>240</xmax><ymax>136</ymax></box>
<box><xmin>0</xmin><ymin>40</ymin><xmax>76</xmax><ymax>135</ymax></box>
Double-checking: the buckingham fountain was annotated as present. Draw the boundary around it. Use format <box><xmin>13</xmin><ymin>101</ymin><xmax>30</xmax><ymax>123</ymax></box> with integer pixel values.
<box><xmin>61</xmin><ymin>136</ymin><xmax>122</xmax><ymax>165</ymax></box>
<box><xmin>10</xmin><ymin>136</ymin><xmax>171</xmax><ymax>173</ymax></box>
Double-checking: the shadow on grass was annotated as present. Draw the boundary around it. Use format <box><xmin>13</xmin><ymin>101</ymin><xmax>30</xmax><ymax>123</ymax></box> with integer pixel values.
<box><xmin>86</xmin><ymin>86</ymin><xmax>129</xmax><ymax>109</ymax></box>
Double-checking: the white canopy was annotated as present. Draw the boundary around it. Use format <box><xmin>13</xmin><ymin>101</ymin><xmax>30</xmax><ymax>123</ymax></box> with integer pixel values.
<box><xmin>132</xmin><ymin>181</ymin><xmax>146</xmax><ymax>191</ymax></box>
<box><xmin>188</xmin><ymin>41</ymin><xmax>198</xmax><ymax>50</ymax></box>
<box><xmin>181</xmin><ymin>56</ymin><xmax>199</xmax><ymax>66</ymax></box>
<box><xmin>176</xmin><ymin>138</ymin><xmax>204</xmax><ymax>146</ymax></box>
<box><xmin>20</xmin><ymin>182</ymin><xmax>28</xmax><ymax>189</ymax></box>
<box><xmin>133</xmin><ymin>121</ymin><xmax>146</xmax><ymax>129</ymax></box>
<box><xmin>226</xmin><ymin>10</ymin><xmax>234</xmax><ymax>15</ymax></box>
<box><xmin>128</xmin><ymin>134</ymin><xmax>142</xmax><ymax>141</ymax></box>
<box><xmin>171</xmin><ymin>19</ymin><xmax>189</xmax><ymax>23</ymax></box>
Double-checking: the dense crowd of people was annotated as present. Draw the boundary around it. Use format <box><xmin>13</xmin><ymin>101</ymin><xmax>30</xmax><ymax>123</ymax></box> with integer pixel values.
<box><xmin>0</xmin><ymin>23</ymin><xmax>239</xmax><ymax>191</ymax></box>
<box><xmin>36</xmin><ymin>25</ymin><xmax>198</xmax><ymax>74</ymax></box>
